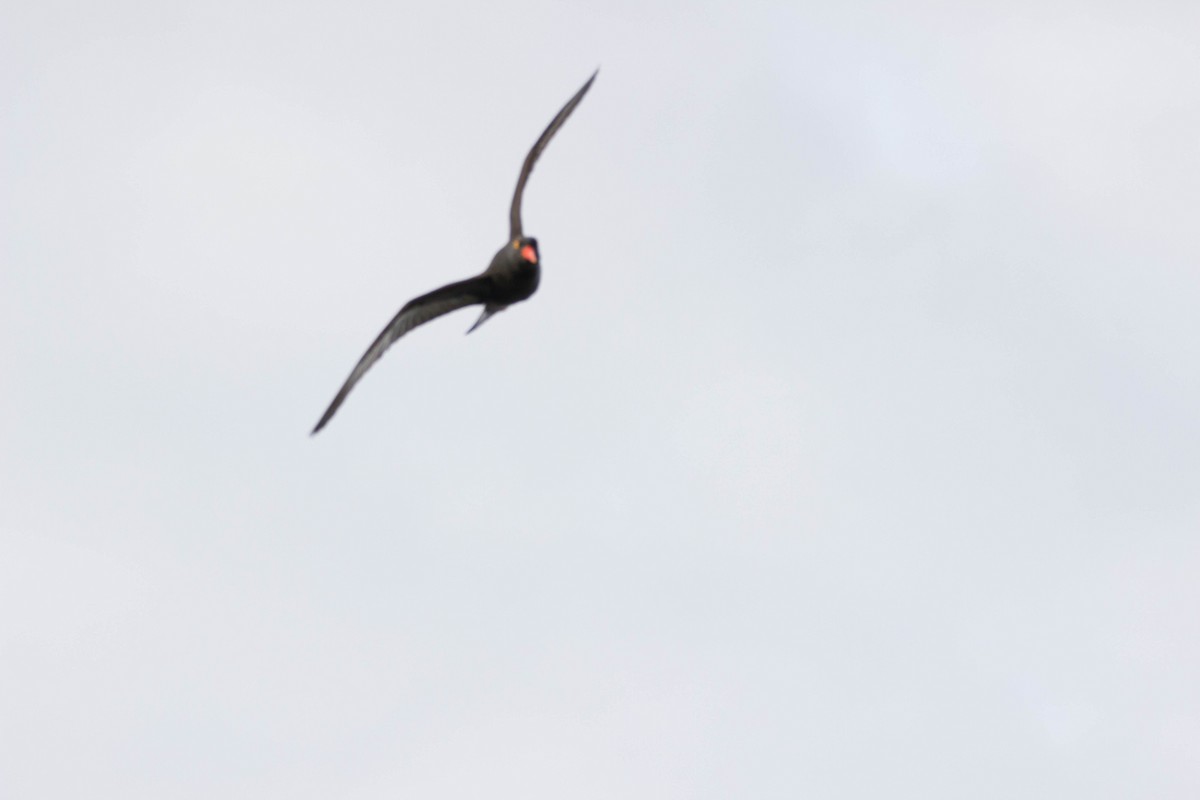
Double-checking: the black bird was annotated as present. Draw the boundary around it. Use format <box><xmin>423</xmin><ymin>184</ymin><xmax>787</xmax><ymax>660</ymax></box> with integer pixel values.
<box><xmin>311</xmin><ymin>70</ymin><xmax>597</xmax><ymax>435</ymax></box>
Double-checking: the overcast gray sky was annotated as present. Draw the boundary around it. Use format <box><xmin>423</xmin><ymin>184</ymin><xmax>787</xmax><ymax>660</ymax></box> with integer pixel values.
<box><xmin>3</xmin><ymin>1</ymin><xmax>1199</xmax><ymax>798</ymax></box>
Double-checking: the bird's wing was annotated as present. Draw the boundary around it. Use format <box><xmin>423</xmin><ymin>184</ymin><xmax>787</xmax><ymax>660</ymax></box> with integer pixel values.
<box><xmin>311</xmin><ymin>276</ymin><xmax>492</xmax><ymax>434</ymax></box>
<box><xmin>509</xmin><ymin>69</ymin><xmax>598</xmax><ymax>241</ymax></box>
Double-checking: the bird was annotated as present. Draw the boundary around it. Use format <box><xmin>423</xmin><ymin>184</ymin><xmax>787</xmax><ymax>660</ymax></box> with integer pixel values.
<box><xmin>311</xmin><ymin>70</ymin><xmax>597</xmax><ymax>435</ymax></box>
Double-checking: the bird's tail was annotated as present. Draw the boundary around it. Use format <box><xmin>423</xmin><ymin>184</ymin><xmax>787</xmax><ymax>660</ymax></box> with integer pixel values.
<box><xmin>466</xmin><ymin>304</ymin><xmax>501</xmax><ymax>334</ymax></box>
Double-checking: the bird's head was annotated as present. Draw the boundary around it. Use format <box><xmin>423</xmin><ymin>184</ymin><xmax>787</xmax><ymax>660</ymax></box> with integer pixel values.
<box><xmin>512</xmin><ymin>237</ymin><xmax>539</xmax><ymax>265</ymax></box>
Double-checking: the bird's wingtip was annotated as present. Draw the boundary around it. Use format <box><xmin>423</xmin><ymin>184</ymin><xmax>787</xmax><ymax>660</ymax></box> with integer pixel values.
<box><xmin>310</xmin><ymin>412</ymin><xmax>331</xmax><ymax>436</ymax></box>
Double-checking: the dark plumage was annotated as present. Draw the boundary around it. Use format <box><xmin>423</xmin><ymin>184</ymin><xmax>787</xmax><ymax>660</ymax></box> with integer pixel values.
<box><xmin>312</xmin><ymin>70</ymin><xmax>596</xmax><ymax>435</ymax></box>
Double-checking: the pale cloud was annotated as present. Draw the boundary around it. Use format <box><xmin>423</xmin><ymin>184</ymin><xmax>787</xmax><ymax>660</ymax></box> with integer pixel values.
<box><xmin>3</xmin><ymin>2</ymin><xmax>1198</xmax><ymax>798</ymax></box>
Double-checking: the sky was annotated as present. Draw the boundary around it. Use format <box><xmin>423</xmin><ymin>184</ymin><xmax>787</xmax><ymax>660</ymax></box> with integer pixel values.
<box><xmin>3</xmin><ymin>1</ymin><xmax>1200</xmax><ymax>797</ymax></box>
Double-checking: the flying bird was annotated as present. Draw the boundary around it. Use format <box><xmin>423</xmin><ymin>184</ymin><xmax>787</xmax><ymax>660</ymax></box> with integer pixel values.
<box><xmin>311</xmin><ymin>70</ymin><xmax>597</xmax><ymax>435</ymax></box>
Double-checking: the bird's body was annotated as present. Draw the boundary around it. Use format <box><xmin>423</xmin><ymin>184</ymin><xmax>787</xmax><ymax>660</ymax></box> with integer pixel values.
<box><xmin>311</xmin><ymin>70</ymin><xmax>596</xmax><ymax>434</ymax></box>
